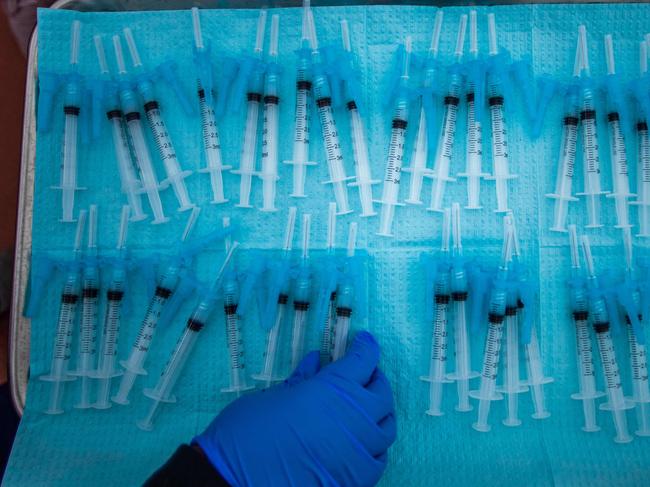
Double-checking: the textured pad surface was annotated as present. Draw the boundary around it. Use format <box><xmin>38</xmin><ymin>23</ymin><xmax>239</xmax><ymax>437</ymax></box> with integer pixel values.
<box><xmin>6</xmin><ymin>4</ymin><xmax>650</xmax><ymax>486</ymax></box>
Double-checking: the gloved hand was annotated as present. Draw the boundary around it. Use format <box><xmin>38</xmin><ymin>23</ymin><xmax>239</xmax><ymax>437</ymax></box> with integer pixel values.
<box><xmin>194</xmin><ymin>331</ymin><xmax>396</xmax><ymax>487</ymax></box>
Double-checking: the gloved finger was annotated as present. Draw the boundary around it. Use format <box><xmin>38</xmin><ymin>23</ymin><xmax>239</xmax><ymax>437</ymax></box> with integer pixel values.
<box><xmin>285</xmin><ymin>350</ymin><xmax>321</xmax><ymax>386</ymax></box>
<box><xmin>377</xmin><ymin>412</ymin><xmax>397</xmax><ymax>447</ymax></box>
<box><xmin>321</xmin><ymin>331</ymin><xmax>380</xmax><ymax>385</ymax></box>
<box><xmin>324</xmin><ymin>368</ymin><xmax>394</xmax><ymax>422</ymax></box>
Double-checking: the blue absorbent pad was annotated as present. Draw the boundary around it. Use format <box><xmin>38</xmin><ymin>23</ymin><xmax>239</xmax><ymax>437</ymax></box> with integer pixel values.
<box><xmin>5</xmin><ymin>3</ymin><xmax>650</xmax><ymax>486</ymax></box>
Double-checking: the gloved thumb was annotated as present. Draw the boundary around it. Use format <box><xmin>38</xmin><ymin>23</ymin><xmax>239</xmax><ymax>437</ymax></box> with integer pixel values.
<box><xmin>285</xmin><ymin>350</ymin><xmax>321</xmax><ymax>385</ymax></box>
<box><xmin>322</xmin><ymin>331</ymin><xmax>380</xmax><ymax>385</ymax></box>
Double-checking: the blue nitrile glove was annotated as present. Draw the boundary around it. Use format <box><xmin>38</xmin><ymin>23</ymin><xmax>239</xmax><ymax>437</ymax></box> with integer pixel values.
<box><xmin>194</xmin><ymin>331</ymin><xmax>396</xmax><ymax>487</ymax></box>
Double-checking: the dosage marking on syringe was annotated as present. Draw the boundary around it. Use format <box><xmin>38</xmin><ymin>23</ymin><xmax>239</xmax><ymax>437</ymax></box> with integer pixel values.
<box><xmin>488</xmin><ymin>96</ymin><xmax>504</xmax><ymax>107</ymax></box>
<box><xmin>125</xmin><ymin>112</ymin><xmax>140</xmax><ymax>122</ymax></box>
<box><xmin>316</xmin><ymin>97</ymin><xmax>332</xmax><ymax>108</ymax></box>
<box><xmin>580</xmin><ymin>110</ymin><xmax>596</xmax><ymax>121</ymax></box>
<box><xmin>82</xmin><ymin>287</ymin><xmax>99</xmax><ymax>299</ymax></box>
<box><xmin>593</xmin><ymin>321</ymin><xmax>610</xmax><ymax>334</ymax></box>
<box><xmin>154</xmin><ymin>286</ymin><xmax>172</xmax><ymax>299</ymax></box>
<box><xmin>107</xmin><ymin>110</ymin><xmax>123</xmax><ymax>120</ymax></box>
<box><xmin>247</xmin><ymin>92</ymin><xmax>262</xmax><ymax>103</ymax></box>
<box><xmin>64</xmin><ymin>105</ymin><xmax>80</xmax><ymax>115</ymax></box>
<box><xmin>187</xmin><ymin>318</ymin><xmax>205</xmax><ymax>332</ymax></box>
<box><xmin>107</xmin><ymin>290</ymin><xmax>124</xmax><ymax>301</ymax></box>
<box><xmin>346</xmin><ymin>100</ymin><xmax>357</xmax><ymax>111</ymax></box>
<box><xmin>144</xmin><ymin>101</ymin><xmax>159</xmax><ymax>112</ymax></box>
<box><xmin>392</xmin><ymin>119</ymin><xmax>407</xmax><ymax>130</ymax></box>
<box><xmin>444</xmin><ymin>96</ymin><xmax>460</xmax><ymax>106</ymax></box>
<box><xmin>296</xmin><ymin>80</ymin><xmax>312</xmax><ymax>91</ymax></box>
<box><xmin>563</xmin><ymin>116</ymin><xmax>579</xmax><ymax>126</ymax></box>
<box><xmin>61</xmin><ymin>293</ymin><xmax>78</xmax><ymax>304</ymax></box>
<box><xmin>607</xmin><ymin>112</ymin><xmax>620</xmax><ymax>122</ymax></box>
<box><xmin>264</xmin><ymin>95</ymin><xmax>280</xmax><ymax>105</ymax></box>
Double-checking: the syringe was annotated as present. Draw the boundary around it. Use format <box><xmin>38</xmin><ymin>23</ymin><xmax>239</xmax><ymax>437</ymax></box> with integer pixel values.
<box><xmin>377</xmin><ymin>37</ymin><xmax>412</xmax><ymax>237</ymax></box>
<box><xmin>484</xmin><ymin>14</ymin><xmax>517</xmax><ymax>213</ymax></box>
<box><xmin>72</xmin><ymin>205</ymin><xmax>100</xmax><ymax>409</ymax></box>
<box><xmin>232</xmin><ymin>10</ymin><xmax>267</xmax><ymax>209</ymax></box>
<box><xmin>317</xmin><ymin>203</ymin><xmax>338</xmax><ymax>364</ymax></box>
<box><xmin>633</xmin><ymin>40</ymin><xmax>650</xmax><ymax>237</ymax></box>
<box><xmin>191</xmin><ymin>8</ymin><xmax>231</xmax><ymax>205</ymax></box>
<box><xmin>53</xmin><ymin>20</ymin><xmax>85</xmax><ymax>223</ymax></box>
<box><xmin>94</xmin><ymin>206</ymin><xmax>131</xmax><ymax>410</ymax></box>
<box><xmin>253</xmin><ymin>207</ymin><xmax>298</xmax><ymax>385</ymax></box>
<box><xmin>546</xmin><ymin>37</ymin><xmax>581</xmax><ymax>233</ymax></box>
<box><xmin>40</xmin><ymin>210</ymin><xmax>87</xmax><ymax>414</ymax></box>
<box><xmin>420</xmin><ymin>208</ymin><xmax>452</xmax><ymax>416</ymax></box>
<box><xmin>123</xmin><ymin>28</ymin><xmax>195</xmax><ymax>212</ymax></box>
<box><xmin>567</xmin><ymin>225</ymin><xmax>603</xmax><ymax>432</ymax></box>
<box><xmin>259</xmin><ymin>15</ymin><xmax>282</xmax><ymax>212</ymax></box>
<box><xmin>93</xmin><ymin>35</ymin><xmax>147</xmax><ymax>222</ymax></box>
<box><xmin>617</xmin><ymin>228</ymin><xmax>650</xmax><ymax>436</ymax></box>
<box><xmin>139</xmin><ymin>243</ymin><xmax>238</xmax><ymax>430</ymax></box>
<box><xmin>112</xmin><ymin>35</ymin><xmax>168</xmax><ymax>224</ymax></box>
<box><xmin>284</xmin><ymin>0</ymin><xmax>316</xmax><ymax>198</ymax></box>
<box><xmin>113</xmin><ymin>209</ymin><xmax>219</xmax><ymax>405</ymax></box>
<box><xmin>458</xmin><ymin>10</ymin><xmax>488</xmax><ymax>210</ymax></box>
<box><xmin>446</xmin><ymin>203</ymin><xmax>479</xmax><ymax>412</ymax></box>
<box><xmin>221</xmin><ymin>218</ymin><xmax>255</xmax><ymax>395</ymax></box>
<box><xmin>291</xmin><ymin>214</ymin><xmax>313</xmax><ymax>369</ymax></box>
<box><xmin>340</xmin><ymin>19</ymin><xmax>379</xmax><ymax>217</ymax></box>
<box><xmin>404</xmin><ymin>10</ymin><xmax>442</xmax><ymax>206</ymax></box>
<box><xmin>471</xmin><ymin>217</ymin><xmax>513</xmax><ymax>432</ymax></box>
<box><xmin>427</xmin><ymin>15</ymin><xmax>467</xmax><ymax>213</ymax></box>
<box><xmin>307</xmin><ymin>10</ymin><xmax>353</xmax><ymax>214</ymax></box>
<box><xmin>581</xmin><ymin>235</ymin><xmax>634</xmax><ymax>443</ymax></box>
<box><xmin>603</xmin><ymin>35</ymin><xmax>634</xmax><ymax>229</ymax></box>
<box><xmin>575</xmin><ymin>26</ymin><xmax>608</xmax><ymax>228</ymax></box>
<box><xmin>331</xmin><ymin>222</ymin><xmax>359</xmax><ymax>362</ymax></box>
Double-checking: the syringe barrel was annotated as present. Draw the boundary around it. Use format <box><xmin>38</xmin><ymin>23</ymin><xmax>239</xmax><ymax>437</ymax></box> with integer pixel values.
<box><xmin>335</xmin><ymin>281</ymin><xmax>355</xmax><ymax>313</ymax></box>
<box><xmin>296</xmin><ymin>48</ymin><xmax>312</xmax><ymax>82</ymax></box>
<box><xmin>63</xmin><ymin>74</ymin><xmax>83</xmax><ymax>109</ymax></box>
<box><xmin>312</xmin><ymin>66</ymin><xmax>332</xmax><ymax>101</ymax></box>
<box><xmin>45</xmin><ymin>273</ymin><xmax>81</xmax><ymax>380</ymax></box>
<box><xmin>96</xmin><ymin>273</ymin><xmax>126</xmax><ymax>376</ymax></box>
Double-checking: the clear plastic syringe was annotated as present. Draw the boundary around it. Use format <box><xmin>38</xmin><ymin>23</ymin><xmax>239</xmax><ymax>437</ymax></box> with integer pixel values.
<box><xmin>420</xmin><ymin>208</ymin><xmax>452</xmax><ymax>416</ymax></box>
<box><xmin>458</xmin><ymin>10</ymin><xmax>488</xmax><ymax>210</ymax></box>
<box><xmin>284</xmin><ymin>0</ymin><xmax>316</xmax><ymax>198</ymax></box>
<box><xmin>93</xmin><ymin>35</ymin><xmax>147</xmax><ymax>222</ymax></box>
<box><xmin>581</xmin><ymin>235</ymin><xmax>634</xmax><ymax>443</ymax></box>
<box><xmin>291</xmin><ymin>213</ymin><xmax>313</xmax><ymax>369</ymax></box>
<box><xmin>220</xmin><ymin>218</ymin><xmax>255</xmax><ymax>395</ymax></box>
<box><xmin>259</xmin><ymin>15</ymin><xmax>281</xmax><ymax>212</ymax></box>
<box><xmin>603</xmin><ymin>35</ymin><xmax>634</xmax><ymax>229</ymax></box>
<box><xmin>404</xmin><ymin>11</ymin><xmax>442</xmax><ymax>206</ymax></box>
<box><xmin>53</xmin><ymin>20</ymin><xmax>85</xmax><ymax>223</ymax></box>
<box><xmin>331</xmin><ymin>222</ymin><xmax>358</xmax><ymax>362</ymax></box>
<box><xmin>633</xmin><ymin>41</ymin><xmax>650</xmax><ymax>237</ymax></box>
<box><xmin>71</xmin><ymin>205</ymin><xmax>100</xmax><ymax>409</ymax></box>
<box><xmin>618</xmin><ymin>228</ymin><xmax>650</xmax><ymax>436</ymax></box>
<box><xmin>113</xmin><ymin>209</ymin><xmax>206</xmax><ymax>405</ymax></box>
<box><xmin>484</xmin><ymin>14</ymin><xmax>517</xmax><ymax>213</ymax></box>
<box><xmin>546</xmin><ymin>37</ymin><xmax>581</xmax><ymax>233</ymax></box>
<box><xmin>40</xmin><ymin>210</ymin><xmax>87</xmax><ymax>414</ymax></box>
<box><xmin>112</xmin><ymin>35</ymin><xmax>168</xmax><ymax>224</ymax></box>
<box><xmin>377</xmin><ymin>37</ymin><xmax>412</xmax><ymax>237</ymax></box>
<box><xmin>307</xmin><ymin>10</ymin><xmax>353</xmax><ymax>214</ymax></box>
<box><xmin>191</xmin><ymin>8</ymin><xmax>231</xmax><ymax>205</ymax></box>
<box><xmin>123</xmin><ymin>28</ymin><xmax>195</xmax><ymax>212</ymax></box>
<box><xmin>575</xmin><ymin>26</ymin><xmax>608</xmax><ymax>228</ymax></box>
<box><xmin>139</xmin><ymin>243</ymin><xmax>238</xmax><ymax>430</ymax></box>
<box><xmin>232</xmin><ymin>10</ymin><xmax>267</xmax><ymax>208</ymax></box>
<box><xmin>340</xmin><ymin>19</ymin><xmax>379</xmax><ymax>217</ymax></box>
<box><xmin>94</xmin><ymin>206</ymin><xmax>131</xmax><ymax>410</ymax></box>
<box><xmin>427</xmin><ymin>15</ymin><xmax>467</xmax><ymax>213</ymax></box>
<box><xmin>567</xmin><ymin>225</ymin><xmax>603</xmax><ymax>432</ymax></box>
<box><xmin>253</xmin><ymin>207</ymin><xmax>298</xmax><ymax>385</ymax></box>
<box><xmin>446</xmin><ymin>203</ymin><xmax>479</xmax><ymax>412</ymax></box>
<box><xmin>471</xmin><ymin>218</ymin><xmax>513</xmax><ymax>432</ymax></box>
<box><xmin>318</xmin><ymin>203</ymin><xmax>338</xmax><ymax>364</ymax></box>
